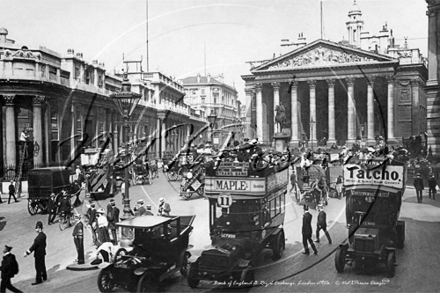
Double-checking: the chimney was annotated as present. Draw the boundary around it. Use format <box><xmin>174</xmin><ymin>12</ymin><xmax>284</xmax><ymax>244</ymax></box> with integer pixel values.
<box><xmin>0</xmin><ymin>28</ymin><xmax>8</xmax><ymax>43</ymax></box>
<box><xmin>197</xmin><ymin>73</ymin><xmax>201</xmax><ymax>83</ymax></box>
<box><xmin>297</xmin><ymin>32</ymin><xmax>307</xmax><ymax>47</ymax></box>
<box><xmin>207</xmin><ymin>73</ymin><xmax>211</xmax><ymax>83</ymax></box>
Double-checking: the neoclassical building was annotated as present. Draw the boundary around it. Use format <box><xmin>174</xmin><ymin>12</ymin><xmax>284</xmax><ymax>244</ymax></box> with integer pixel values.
<box><xmin>242</xmin><ymin>1</ymin><xmax>428</xmax><ymax>148</ymax></box>
<box><xmin>0</xmin><ymin>28</ymin><xmax>207</xmax><ymax>177</ymax></box>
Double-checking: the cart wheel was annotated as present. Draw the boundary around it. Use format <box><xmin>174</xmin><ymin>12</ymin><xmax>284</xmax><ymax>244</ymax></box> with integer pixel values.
<box><xmin>272</xmin><ymin>231</ymin><xmax>285</xmax><ymax>260</ymax></box>
<box><xmin>179</xmin><ymin>251</ymin><xmax>190</xmax><ymax>276</ymax></box>
<box><xmin>97</xmin><ymin>267</ymin><xmax>115</xmax><ymax>292</ymax></box>
<box><xmin>335</xmin><ymin>247</ymin><xmax>346</xmax><ymax>273</ymax></box>
<box><xmin>386</xmin><ymin>251</ymin><xmax>396</xmax><ymax>278</ymax></box>
<box><xmin>239</xmin><ymin>265</ymin><xmax>254</xmax><ymax>285</ymax></box>
<box><xmin>196</xmin><ymin>186</ymin><xmax>204</xmax><ymax>197</ymax></box>
<box><xmin>137</xmin><ymin>271</ymin><xmax>158</xmax><ymax>293</ymax></box>
<box><xmin>27</xmin><ymin>199</ymin><xmax>39</xmax><ymax>215</ymax></box>
<box><xmin>187</xmin><ymin>262</ymin><xmax>200</xmax><ymax>288</ymax></box>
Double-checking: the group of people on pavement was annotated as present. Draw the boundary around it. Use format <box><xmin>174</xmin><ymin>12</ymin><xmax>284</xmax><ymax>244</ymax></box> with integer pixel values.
<box><xmin>301</xmin><ymin>204</ymin><xmax>332</xmax><ymax>255</ymax></box>
<box><xmin>413</xmin><ymin>172</ymin><xmax>438</xmax><ymax>203</ymax></box>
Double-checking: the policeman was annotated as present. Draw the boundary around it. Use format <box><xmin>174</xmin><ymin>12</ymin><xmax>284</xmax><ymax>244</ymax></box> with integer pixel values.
<box><xmin>72</xmin><ymin>215</ymin><xmax>85</xmax><ymax>264</ymax></box>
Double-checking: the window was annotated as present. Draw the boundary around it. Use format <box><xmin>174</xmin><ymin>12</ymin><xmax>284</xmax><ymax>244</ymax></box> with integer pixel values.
<box><xmin>51</xmin><ymin>113</ymin><xmax>59</xmax><ymax>140</ymax></box>
<box><xmin>74</xmin><ymin>65</ymin><xmax>80</xmax><ymax>80</ymax></box>
<box><xmin>201</xmin><ymin>89</ymin><xmax>205</xmax><ymax>95</ymax></box>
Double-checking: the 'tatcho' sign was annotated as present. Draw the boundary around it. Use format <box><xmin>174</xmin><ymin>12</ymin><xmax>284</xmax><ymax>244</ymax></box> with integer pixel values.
<box><xmin>343</xmin><ymin>164</ymin><xmax>404</xmax><ymax>189</ymax></box>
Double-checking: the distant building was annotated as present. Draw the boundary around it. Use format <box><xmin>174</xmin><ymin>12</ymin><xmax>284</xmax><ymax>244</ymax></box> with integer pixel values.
<box><xmin>181</xmin><ymin>73</ymin><xmax>240</xmax><ymax>146</ymax></box>
<box><xmin>243</xmin><ymin>0</ymin><xmax>427</xmax><ymax>148</ymax></box>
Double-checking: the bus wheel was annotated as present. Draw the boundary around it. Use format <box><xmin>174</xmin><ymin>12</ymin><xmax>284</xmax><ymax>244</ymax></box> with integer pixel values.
<box><xmin>335</xmin><ymin>247</ymin><xmax>346</xmax><ymax>273</ymax></box>
<box><xmin>386</xmin><ymin>251</ymin><xmax>396</xmax><ymax>278</ymax></box>
<box><xmin>272</xmin><ymin>232</ymin><xmax>285</xmax><ymax>260</ymax></box>
<box><xmin>396</xmin><ymin>221</ymin><xmax>405</xmax><ymax>249</ymax></box>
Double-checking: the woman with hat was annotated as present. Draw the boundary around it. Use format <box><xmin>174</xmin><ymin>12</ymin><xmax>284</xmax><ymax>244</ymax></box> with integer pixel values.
<box><xmin>1</xmin><ymin>245</ymin><xmax>22</xmax><ymax>293</ymax></box>
<box><xmin>96</xmin><ymin>208</ymin><xmax>110</xmax><ymax>246</ymax></box>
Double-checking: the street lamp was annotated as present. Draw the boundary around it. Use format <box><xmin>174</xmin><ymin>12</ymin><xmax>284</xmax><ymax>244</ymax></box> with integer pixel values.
<box><xmin>207</xmin><ymin>109</ymin><xmax>217</xmax><ymax>145</ymax></box>
<box><xmin>111</xmin><ymin>75</ymin><xmax>142</xmax><ymax>221</ymax></box>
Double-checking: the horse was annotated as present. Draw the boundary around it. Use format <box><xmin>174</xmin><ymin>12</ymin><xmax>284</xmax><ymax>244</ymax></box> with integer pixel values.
<box><xmin>275</xmin><ymin>105</ymin><xmax>287</xmax><ymax>133</ymax></box>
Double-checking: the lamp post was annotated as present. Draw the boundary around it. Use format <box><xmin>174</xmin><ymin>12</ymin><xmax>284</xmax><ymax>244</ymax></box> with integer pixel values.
<box><xmin>207</xmin><ymin>110</ymin><xmax>217</xmax><ymax>146</ymax></box>
<box><xmin>310</xmin><ymin>119</ymin><xmax>315</xmax><ymax>150</ymax></box>
<box><xmin>110</xmin><ymin>75</ymin><xmax>141</xmax><ymax>221</ymax></box>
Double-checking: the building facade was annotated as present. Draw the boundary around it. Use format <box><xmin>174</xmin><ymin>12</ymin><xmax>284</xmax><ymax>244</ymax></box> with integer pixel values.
<box><xmin>425</xmin><ymin>0</ymin><xmax>440</xmax><ymax>158</ymax></box>
<box><xmin>181</xmin><ymin>73</ymin><xmax>241</xmax><ymax>146</ymax></box>
<box><xmin>242</xmin><ymin>1</ymin><xmax>428</xmax><ymax>148</ymax></box>
<box><xmin>0</xmin><ymin>28</ymin><xmax>207</xmax><ymax>178</ymax></box>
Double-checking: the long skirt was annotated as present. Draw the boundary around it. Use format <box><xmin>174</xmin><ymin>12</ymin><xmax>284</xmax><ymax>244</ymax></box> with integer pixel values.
<box><xmin>97</xmin><ymin>226</ymin><xmax>111</xmax><ymax>246</ymax></box>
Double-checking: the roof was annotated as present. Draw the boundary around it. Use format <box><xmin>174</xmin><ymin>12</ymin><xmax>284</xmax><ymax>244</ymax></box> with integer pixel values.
<box><xmin>181</xmin><ymin>75</ymin><xmax>222</xmax><ymax>85</ymax></box>
<box><xmin>116</xmin><ymin>215</ymin><xmax>176</xmax><ymax>228</ymax></box>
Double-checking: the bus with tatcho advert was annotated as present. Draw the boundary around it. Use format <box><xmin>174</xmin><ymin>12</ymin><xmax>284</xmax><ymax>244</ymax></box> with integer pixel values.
<box><xmin>335</xmin><ymin>158</ymin><xmax>406</xmax><ymax>278</ymax></box>
<box><xmin>186</xmin><ymin>159</ymin><xmax>289</xmax><ymax>288</ymax></box>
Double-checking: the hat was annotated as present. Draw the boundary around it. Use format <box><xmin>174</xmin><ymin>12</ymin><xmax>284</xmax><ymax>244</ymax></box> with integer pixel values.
<box><xmin>90</xmin><ymin>202</ymin><xmax>96</xmax><ymax>208</ymax></box>
<box><xmin>97</xmin><ymin>208</ymin><xmax>105</xmax><ymax>214</ymax></box>
<box><xmin>317</xmin><ymin>204</ymin><xmax>324</xmax><ymax>210</ymax></box>
<box><xmin>146</xmin><ymin>205</ymin><xmax>152</xmax><ymax>210</ymax></box>
<box><xmin>159</xmin><ymin>197</ymin><xmax>165</xmax><ymax>203</ymax></box>
<box><xmin>244</xmin><ymin>138</ymin><xmax>249</xmax><ymax>142</ymax></box>
<box><xmin>233</xmin><ymin>141</ymin><xmax>240</xmax><ymax>147</ymax></box>
<box><xmin>137</xmin><ymin>199</ymin><xmax>144</xmax><ymax>204</ymax></box>
<box><xmin>109</xmin><ymin>199</ymin><xmax>115</xmax><ymax>202</ymax></box>
<box><xmin>4</xmin><ymin>245</ymin><xmax>12</xmax><ymax>252</ymax></box>
<box><xmin>416</xmin><ymin>173</ymin><xmax>421</xmax><ymax>177</ymax></box>
<box><xmin>35</xmin><ymin>221</ymin><xmax>43</xmax><ymax>229</ymax></box>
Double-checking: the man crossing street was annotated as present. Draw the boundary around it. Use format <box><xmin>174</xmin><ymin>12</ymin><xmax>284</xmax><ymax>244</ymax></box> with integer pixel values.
<box><xmin>315</xmin><ymin>204</ymin><xmax>332</xmax><ymax>244</ymax></box>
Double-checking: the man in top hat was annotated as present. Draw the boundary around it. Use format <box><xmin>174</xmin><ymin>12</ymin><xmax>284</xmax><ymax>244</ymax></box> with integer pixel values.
<box><xmin>0</xmin><ymin>245</ymin><xmax>22</xmax><ymax>293</ymax></box>
<box><xmin>302</xmin><ymin>205</ymin><xmax>318</xmax><ymax>255</ymax></box>
<box><xmin>315</xmin><ymin>204</ymin><xmax>332</xmax><ymax>244</ymax></box>
<box><xmin>24</xmin><ymin>221</ymin><xmax>47</xmax><ymax>285</ymax></box>
<box><xmin>107</xmin><ymin>199</ymin><xmax>120</xmax><ymax>245</ymax></box>
<box><xmin>134</xmin><ymin>199</ymin><xmax>147</xmax><ymax>217</ymax></box>
<box><xmin>428</xmin><ymin>174</ymin><xmax>437</xmax><ymax>200</ymax></box>
<box><xmin>86</xmin><ymin>201</ymin><xmax>98</xmax><ymax>246</ymax></box>
<box><xmin>158</xmin><ymin>197</ymin><xmax>171</xmax><ymax>216</ymax></box>
<box><xmin>413</xmin><ymin>173</ymin><xmax>424</xmax><ymax>203</ymax></box>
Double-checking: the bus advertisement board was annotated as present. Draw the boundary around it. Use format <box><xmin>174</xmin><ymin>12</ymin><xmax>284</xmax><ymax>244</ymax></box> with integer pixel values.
<box><xmin>343</xmin><ymin>164</ymin><xmax>404</xmax><ymax>189</ymax></box>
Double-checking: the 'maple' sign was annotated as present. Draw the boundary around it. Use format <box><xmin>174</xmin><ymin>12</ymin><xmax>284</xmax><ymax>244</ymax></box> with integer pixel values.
<box><xmin>343</xmin><ymin>164</ymin><xmax>404</xmax><ymax>189</ymax></box>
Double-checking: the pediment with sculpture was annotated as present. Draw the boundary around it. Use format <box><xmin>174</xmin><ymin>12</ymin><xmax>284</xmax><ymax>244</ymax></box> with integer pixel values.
<box><xmin>257</xmin><ymin>43</ymin><xmax>395</xmax><ymax>71</ymax></box>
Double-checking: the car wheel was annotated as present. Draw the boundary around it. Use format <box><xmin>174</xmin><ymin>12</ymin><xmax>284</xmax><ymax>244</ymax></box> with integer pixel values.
<box><xmin>335</xmin><ymin>247</ymin><xmax>346</xmax><ymax>273</ymax></box>
<box><xmin>179</xmin><ymin>251</ymin><xmax>190</xmax><ymax>276</ymax></box>
<box><xmin>137</xmin><ymin>271</ymin><xmax>158</xmax><ymax>293</ymax></box>
<box><xmin>187</xmin><ymin>262</ymin><xmax>200</xmax><ymax>288</ymax></box>
<box><xmin>272</xmin><ymin>231</ymin><xmax>285</xmax><ymax>260</ymax></box>
<box><xmin>97</xmin><ymin>267</ymin><xmax>115</xmax><ymax>292</ymax></box>
<box><xmin>386</xmin><ymin>251</ymin><xmax>396</xmax><ymax>278</ymax></box>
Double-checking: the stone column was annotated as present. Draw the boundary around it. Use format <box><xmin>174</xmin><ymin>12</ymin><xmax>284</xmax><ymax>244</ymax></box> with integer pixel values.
<box><xmin>244</xmin><ymin>88</ymin><xmax>253</xmax><ymax>139</ymax></box>
<box><xmin>255</xmin><ymin>83</ymin><xmax>263</xmax><ymax>141</ymax></box>
<box><xmin>327</xmin><ymin>79</ymin><xmax>336</xmax><ymax>145</ymax></box>
<box><xmin>4</xmin><ymin>95</ymin><xmax>16</xmax><ymax>167</ymax></box>
<box><xmin>387</xmin><ymin>76</ymin><xmax>395</xmax><ymax>140</ymax></box>
<box><xmin>70</xmin><ymin>101</ymin><xmax>77</xmax><ymax>163</ymax></box>
<box><xmin>367</xmin><ymin>78</ymin><xmax>375</xmax><ymax>145</ymax></box>
<box><xmin>308</xmin><ymin>80</ymin><xmax>317</xmax><ymax>147</ymax></box>
<box><xmin>347</xmin><ymin>78</ymin><xmax>356</xmax><ymax>143</ymax></box>
<box><xmin>44</xmin><ymin>101</ymin><xmax>51</xmax><ymax>164</ymax></box>
<box><xmin>290</xmin><ymin>81</ymin><xmax>299</xmax><ymax>146</ymax></box>
<box><xmin>412</xmin><ymin>79</ymin><xmax>422</xmax><ymax>134</ymax></box>
<box><xmin>272</xmin><ymin>82</ymin><xmax>280</xmax><ymax>134</ymax></box>
<box><xmin>426</xmin><ymin>6</ymin><xmax>439</xmax><ymax>86</ymax></box>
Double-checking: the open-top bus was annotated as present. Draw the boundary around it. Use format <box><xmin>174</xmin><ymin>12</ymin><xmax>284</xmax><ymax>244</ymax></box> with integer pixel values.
<box><xmin>335</xmin><ymin>158</ymin><xmax>406</xmax><ymax>277</ymax></box>
<box><xmin>186</xmin><ymin>160</ymin><xmax>289</xmax><ymax>288</ymax></box>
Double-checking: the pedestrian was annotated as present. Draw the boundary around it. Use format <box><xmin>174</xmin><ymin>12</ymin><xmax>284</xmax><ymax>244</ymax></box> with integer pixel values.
<box><xmin>315</xmin><ymin>204</ymin><xmax>332</xmax><ymax>244</ymax></box>
<box><xmin>158</xmin><ymin>197</ymin><xmax>171</xmax><ymax>216</ymax></box>
<box><xmin>19</xmin><ymin>129</ymin><xmax>29</xmax><ymax>158</ymax></box>
<box><xmin>336</xmin><ymin>175</ymin><xmax>343</xmax><ymax>199</ymax></box>
<box><xmin>302</xmin><ymin>205</ymin><xmax>318</xmax><ymax>255</ymax></box>
<box><xmin>289</xmin><ymin>169</ymin><xmax>298</xmax><ymax>193</ymax></box>
<box><xmin>86</xmin><ymin>202</ymin><xmax>98</xmax><ymax>246</ymax></box>
<box><xmin>145</xmin><ymin>205</ymin><xmax>154</xmax><ymax>216</ymax></box>
<box><xmin>58</xmin><ymin>190</ymin><xmax>71</xmax><ymax>226</ymax></box>
<box><xmin>47</xmin><ymin>193</ymin><xmax>58</xmax><ymax>225</ymax></box>
<box><xmin>134</xmin><ymin>199</ymin><xmax>147</xmax><ymax>216</ymax></box>
<box><xmin>72</xmin><ymin>215</ymin><xmax>85</xmax><ymax>264</ymax></box>
<box><xmin>24</xmin><ymin>221</ymin><xmax>47</xmax><ymax>285</ymax></box>
<box><xmin>8</xmin><ymin>182</ymin><xmax>17</xmax><ymax>204</ymax></box>
<box><xmin>413</xmin><ymin>173</ymin><xmax>424</xmax><ymax>203</ymax></box>
<box><xmin>96</xmin><ymin>208</ymin><xmax>111</xmax><ymax>246</ymax></box>
<box><xmin>0</xmin><ymin>245</ymin><xmax>22</xmax><ymax>293</ymax></box>
<box><xmin>428</xmin><ymin>174</ymin><xmax>437</xmax><ymax>200</ymax></box>
<box><xmin>107</xmin><ymin>199</ymin><xmax>120</xmax><ymax>245</ymax></box>
<box><xmin>75</xmin><ymin>166</ymin><xmax>82</xmax><ymax>182</ymax></box>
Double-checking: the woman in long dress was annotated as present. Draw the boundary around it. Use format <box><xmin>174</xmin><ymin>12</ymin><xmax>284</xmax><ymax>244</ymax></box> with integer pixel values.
<box><xmin>96</xmin><ymin>208</ymin><xmax>111</xmax><ymax>246</ymax></box>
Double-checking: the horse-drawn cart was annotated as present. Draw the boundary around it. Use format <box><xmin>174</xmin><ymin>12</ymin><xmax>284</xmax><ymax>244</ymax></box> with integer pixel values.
<box><xmin>27</xmin><ymin>167</ymin><xmax>71</xmax><ymax>215</ymax></box>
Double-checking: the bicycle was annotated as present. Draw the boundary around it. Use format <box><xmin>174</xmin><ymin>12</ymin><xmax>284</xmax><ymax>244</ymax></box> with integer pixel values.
<box><xmin>58</xmin><ymin>194</ymin><xmax>81</xmax><ymax>231</ymax></box>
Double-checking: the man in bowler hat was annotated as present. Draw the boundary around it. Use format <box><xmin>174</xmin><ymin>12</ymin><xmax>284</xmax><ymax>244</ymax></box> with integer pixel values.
<box><xmin>0</xmin><ymin>245</ymin><xmax>22</xmax><ymax>293</ymax></box>
<box><xmin>302</xmin><ymin>205</ymin><xmax>318</xmax><ymax>255</ymax></box>
<box><xmin>315</xmin><ymin>204</ymin><xmax>332</xmax><ymax>244</ymax></box>
<box><xmin>413</xmin><ymin>173</ymin><xmax>424</xmax><ymax>203</ymax></box>
<box><xmin>107</xmin><ymin>199</ymin><xmax>120</xmax><ymax>245</ymax></box>
<box><xmin>24</xmin><ymin>221</ymin><xmax>47</xmax><ymax>285</ymax></box>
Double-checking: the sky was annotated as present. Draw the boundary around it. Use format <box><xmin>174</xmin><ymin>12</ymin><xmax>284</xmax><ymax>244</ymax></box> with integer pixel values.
<box><xmin>1</xmin><ymin>0</ymin><xmax>429</xmax><ymax>102</ymax></box>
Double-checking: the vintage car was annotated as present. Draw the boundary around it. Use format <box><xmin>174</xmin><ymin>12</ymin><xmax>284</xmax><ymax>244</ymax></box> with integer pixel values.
<box><xmin>97</xmin><ymin>214</ymin><xmax>195</xmax><ymax>292</ymax></box>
